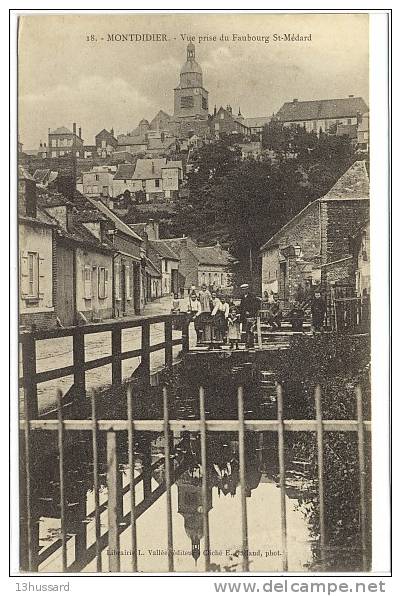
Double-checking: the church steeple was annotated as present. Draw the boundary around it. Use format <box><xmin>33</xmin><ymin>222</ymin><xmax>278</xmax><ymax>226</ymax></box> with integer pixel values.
<box><xmin>187</xmin><ymin>42</ymin><xmax>195</xmax><ymax>61</ymax></box>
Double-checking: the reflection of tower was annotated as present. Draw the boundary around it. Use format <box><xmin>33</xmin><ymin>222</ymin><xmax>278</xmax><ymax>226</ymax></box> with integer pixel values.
<box><xmin>177</xmin><ymin>470</ymin><xmax>212</xmax><ymax>563</ymax></box>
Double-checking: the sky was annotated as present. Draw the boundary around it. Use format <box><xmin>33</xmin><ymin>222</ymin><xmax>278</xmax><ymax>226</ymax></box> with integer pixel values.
<box><xmin>18</xmin><ymin>13</ymin><xmax>369</xmax><ymax>149</ymax></box>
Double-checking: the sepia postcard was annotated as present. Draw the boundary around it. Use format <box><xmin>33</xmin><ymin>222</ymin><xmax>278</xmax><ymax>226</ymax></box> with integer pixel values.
<box><xmin>14</xmin><ymin>10</ymin><xmax>390</xmax><ymax>578</ymax></box>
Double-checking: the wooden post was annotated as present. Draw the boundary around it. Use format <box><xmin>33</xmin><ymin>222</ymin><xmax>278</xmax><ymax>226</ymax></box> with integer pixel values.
<box><xmin>256</xmin><ymin>315</ymin><xmax>262</xmax><ymax>349</ymax></box>
<box><xmin>181</xmin><ymin>316</ymin><xmax>190</xmax><ymax>352</ymax></box>
<box><xmin>165</xmin><ymin>319</ymin><xmax>173</xmax><ymax>368</ymax></box>
<box><xmin>21</xmin><ymin>334</ymin><xmax>38</xmax><ymax>420</ymax></box>
<box><xmin>112</xmin><ymin>326</ymin><xmax>122</xmax><ymax>386</ymax></box>
<box><xmin>107</xmin><ymin>431</ymin><xmax>121</xmax><ymax>572</ymax></box>
<box><xmin>142</xmin><ymin>436</ymin><xmax>152</xmax><ymax>500</ymax></box>
<box><xmin>141</xmin><ymin>321</ymin><xmax>151</xmax><ymax>381</ymax></box>
<box><xmin>73</xmin><ymin>328</ymin><xmax>85</xmax><ymax>399</ymax></box>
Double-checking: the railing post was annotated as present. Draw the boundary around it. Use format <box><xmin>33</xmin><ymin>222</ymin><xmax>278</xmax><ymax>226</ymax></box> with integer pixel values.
<box><xmin>91</xmin><ymin>390</ymin><xmax>102</xmax><ymax>572</ymax></box>
<box><xmin>57</xmin><ymin>390</ymin><xmax>67</xmax><ymax>572</ymax></box>
<box><xmin>141</xmin><ymin>321</ymin><xmax>151</xmax><ymax>381</ymax></box>
<box><xmin>112</xmin><ymin>326</ymin><xmax>122</xmax><ymax>386</ymax></box>
<box><xmin>21</xmin><ymin>334</ymin><xmax>38</xmax><ymax>420</ymax></box>
<box><xmin>356</xmin><ymin>386</ymin><xmax>368</xmax><ymax>571</ymax></box>
<box><xmin>165</xmin><ymin>319</ymin><xmax>173</xmax><ymax>368</ymax></box>
<box><xmin>181</xmin><ymin>316</ymin><xmax>190</xmax><ymax>353</ymax></box>
<box><xmin>199</xmin><ymin>386</ymin><xmax>211</xmax><ymax>572</ymax></box>
<box><xmin>237</xmin><ymin>385</ymin><xmax>249</xmax><ymax>572</ymax></box>
<box><xmin>73</xmin><ymin>328</ymin><xmax>85</xmax><ymax>399</ymax></box>
<box><xmin>107</xmin><ymin>430</ymin><xmax>121</xmax><ymax>572</ymax></box>
<box><xmin>127</xmin><ymin>384</ymin><xmax>138</xmax><ymax>572</ymax></box>
<box><xmin>276</xmin><ymin>383</ymin><xmax>288</xmax><ymax>572</ymax></box>
<box><xmin>163</xmin><ymin>386</ymin><xmax>174</xmax><ymax>571</ymax></box>
<box><xmin>314</xmin><ymin>385</ymin><xmax>326</xmax><ymax>562</ymax></box>
<box><xmin>142</xmin><ymin>436</ymin><xmax>152</xmax><ymax>499</ymax></box>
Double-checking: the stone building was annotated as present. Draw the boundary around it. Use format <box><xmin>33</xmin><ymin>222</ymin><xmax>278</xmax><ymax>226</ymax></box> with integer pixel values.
<box><xmin>47</xmin><ymin>123</ymin><xmax>84</xmax><ymax>158</ymax></box>
<box><xmin>95</xmin><ymin>128</ymin><xmax>118</xmax><ymax>157</ymax></box>
<box><xmin>260</xmin><ymin>160</ymin><xmax>370</xmax><ymax>308</ymax></box>
<box><xmin>210</xmin><ymin>105</ymin><xmax>250</xmax><ymax>139</ymax></box>
<box><xmin>276</xmin><ymin>96</ymin><xmax>368</xmax><ymax>134</ymax></box>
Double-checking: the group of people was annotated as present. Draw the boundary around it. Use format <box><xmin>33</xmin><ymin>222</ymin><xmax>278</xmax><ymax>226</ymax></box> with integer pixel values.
<box><xmin>172</xmin><ymin>283</ymin><xmax>260</xmax><ymax>349</ymax></box>
<box><xmin>171</xmin><ymin>283</ymin><xmax>328</xmax><ymax>349</ymax></box>
<box><xmin>261</xmin><ymin>289</ymin><xmax>327</xmax><ymax>333</ymax></box>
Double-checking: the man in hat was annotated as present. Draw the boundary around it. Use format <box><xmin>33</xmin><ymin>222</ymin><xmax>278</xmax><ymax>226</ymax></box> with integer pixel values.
<box><xmin>239</xmin><ymin>284</ymin><xmax>260</xmax><ymax>348</ymax></box>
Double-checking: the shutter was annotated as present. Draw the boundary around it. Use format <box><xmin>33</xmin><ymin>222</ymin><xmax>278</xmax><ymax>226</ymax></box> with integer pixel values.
<box><xmin>38</xmin><ymin>255</ymin><xmax>45</xmax><ymax>297</ymax></box>
<box><xmin>84</xmin><ymin>266</ymin><xmax>92</xmax><ymax>299</ymax></box>
<box><xmin>115</xmin><ymin>262</ymin><xmax>120</xmax><ymax>300</ymax></box>
<box><xmin>125</xmin><ymin>264</ymin><xmax>132</xmax><ymax>300</ymax></box>
<box><xmin>104</xmin><ymin>268</ymin><xmax>109</xmax><ymax>298</ymax></box>
<box><xmin>20</xmin><ymin>252</ymin><xmax>29</xmax><ymax>297</ymax></box>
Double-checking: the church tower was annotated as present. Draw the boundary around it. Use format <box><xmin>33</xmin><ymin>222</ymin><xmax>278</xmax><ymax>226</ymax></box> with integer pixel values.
<box><xmin>174</xmin><ymin>43</ymin><xmax>209</xmax><ymax>120</ymax></box>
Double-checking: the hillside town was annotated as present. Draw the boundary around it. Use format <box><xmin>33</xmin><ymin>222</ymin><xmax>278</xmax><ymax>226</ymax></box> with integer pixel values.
<box><xmin>19</xmin><ymin>42</ymin><xmax>370</xmax><ymax>334</ymax></box>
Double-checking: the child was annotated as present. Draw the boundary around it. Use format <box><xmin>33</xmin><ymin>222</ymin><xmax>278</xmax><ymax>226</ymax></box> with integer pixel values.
<box><xmin>288</xmin><ymin>300</ymin><xmax>305</xmax><ymax>332</ymax></box>
<box><xmin>227</xmin><ymin>306</ymin><xmax>241</xmax><ymax>350</ymax></box>
<box><xmin>171</xmin><ymin>293</ymin><xmax>180</xmax><ymax>313</ymax></box>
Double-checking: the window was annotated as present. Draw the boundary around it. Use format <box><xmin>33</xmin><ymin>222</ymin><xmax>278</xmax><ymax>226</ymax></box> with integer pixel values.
<box><xmin>98</xmin><ymin>267</ymin><xmax>109</xmax><ymax>299</ymax></box>
<box><xmin>347</xmin><ymin>119</ymin><xmax>352</xmax><ymax>125</ymax></box>
<box><xmin>83</xmin><ymin>266</ymin><xmax>92</xmax><ymax>299</ymax></box>
<box><xmin>95</xmin><ymin>174</ymin><xmax>99</xmax><ymax>181</ymax></box>
<box><xmin>155</xmin><ymin>179</ymin><xmax>160</xmax><ymax>188</ymax></box>
<box><xmin>202</xmin><ymin>96</ymin><xmax>208</xmax><ymax>110</ymax></box>
<box><xmin>101</xmin><ymin>140</ymin><xmax>106</xmax><ymax>148</ymax></box>
<box><xmin>181</xmin><ymin>96</ymin><xmax>194</xmax><ymax>108</ymax></box>
<box><xmin>21</xmin><ymin>252</ymin><xmax>43</xmax><ymax>299</ymax></box>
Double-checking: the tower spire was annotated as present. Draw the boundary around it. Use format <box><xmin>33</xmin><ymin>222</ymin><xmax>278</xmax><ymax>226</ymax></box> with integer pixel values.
<box><xmin>187</xmin><ymin>41</ymin><xmax>195</xmax><ymax>61</ymax></box>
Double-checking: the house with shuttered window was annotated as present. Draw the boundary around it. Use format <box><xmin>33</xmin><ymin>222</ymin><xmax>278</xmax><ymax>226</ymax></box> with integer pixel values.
<box><xmin>18</xmin><ymin>167</ymin><xmax>57</xmax><ymax>331</ymax></box>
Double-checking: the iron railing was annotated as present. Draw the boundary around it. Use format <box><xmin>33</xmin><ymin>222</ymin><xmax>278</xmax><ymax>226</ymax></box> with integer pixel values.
<box><xmin>19</xmin><ymin>382</ymin><xmax>371</xmax><ymax>573</ymax></box>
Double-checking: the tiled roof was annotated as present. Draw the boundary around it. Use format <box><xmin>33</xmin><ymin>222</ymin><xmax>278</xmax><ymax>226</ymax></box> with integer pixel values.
<box><xmin>276</xmin><ymin>97</ymin><xmax>369</xmax><ymax>122</ymax></box>
<box><xmin>190</xmin><ymin>245</ymin><xmax>231</xmax><ymax>266</ymax></box>
<box><xmin>162</xmin><ymin>160</ymin><xmax>182</xmax><ymax>169</ymax></box>
<box><xmin>114</xmin><ymin>164</ymin><xmax>136</xmax><ymax>180</ymax></box>
<box><xmin>33</xmin><ymin>169</ymin><xmax>50</xmax><ymax>183</ymax></box>
<box><xmin>36</xmin><ymin>187</ymin><xmax>71</xmax><ymax>208</ymax></box>
<box><xmin>147</xmin><ymin>137</ymin><xmax>176</xmax><ymax>151</ymax></box>
<box><xmin>322</xmin><ymin>160</ymin><xmax>369</xmax><ymax>201</ymax></box>
<box><xmin>117</xmin><ymin>135</ymin><xmax>147</xmax><ymax>146</ymax></box>
<box><xmin>50</xmin><ymin>126</ymin><xmax>72</xmax><ymax>135</ymax></box>
<box><xmin>133</xmin><ymin>159</ymin><xmax>166</xmax><ymax>180</ymax></box>
<box><xmin>149</xmin><ymin>240</ymin><xmax>180</xmax><ymax>261</ymax></box>
<box><xmin>243</xmin><ymin>117</ymin><xmax>271</xmax><ymax>128</ymax></box>
<box><xmin>18</xmin><ymin>165</ymin><xmax>35</xmax><ymax>181</ymax></box>
<box><xmin>336</xmin><ymin>124</ymin><xmax>358</xmax><ymax>138</ymax></box>
<box><xmin>84</xmin><ymin>195</ymin><xmax>143</xmax><ymax>242</ymax></box>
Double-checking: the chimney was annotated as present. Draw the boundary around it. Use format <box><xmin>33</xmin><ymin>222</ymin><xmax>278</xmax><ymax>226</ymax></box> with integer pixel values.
<box><xmin>151</xmin><ymin>161</ymin><xmax>155</xmax><ymax>174</ymax></box>
<box><xmin>79</xmin><ymin>127</ymin><xmax>82</xmax><ymax>138</ymax></box>
<box><xmin>349</xmin><ymin>94</ymin><xmax>354</xmax><ymax>98</ymax></box>
<box><xmin>293</xmin><ymin>98</ymin><xmax>298</xmax><ymax>103</ymax></box>
<box><xmin>73</xmin><ymin>122</ymin><xmax>77</xmax><ymax>135</ymax></box>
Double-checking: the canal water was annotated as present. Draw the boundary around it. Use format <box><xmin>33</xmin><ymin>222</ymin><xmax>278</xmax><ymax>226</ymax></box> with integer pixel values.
<box><xmin>26</xmin><ymin>342</ymin><xmax>371</xmax><ymax>574</ymax></box>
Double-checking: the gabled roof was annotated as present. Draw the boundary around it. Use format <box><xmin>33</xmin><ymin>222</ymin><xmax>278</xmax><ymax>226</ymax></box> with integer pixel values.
<box><xmin>259</xmin><ymin>161</ymin><xmax>369</xmax><ymax>252</ymax></box>
<box><xmin>276</xmin><ymin>97</ymin><xmax>369</xmax><ymax>122</ymax></box>
<box><xmin>133</xmin><ymin>159</ymin><xmax>166</xmax><ymax>180</ymax></box>
<box><xmin>243</xmin><ymin>117</ymin><xmax>271</xmax><ymax>128</ymax></box>
<box><xmin>114</xmin><ymin>164</ymin><xmax>136</xmax><ymax>180</ymax></box>
<box><xmin>190</xmin><ymin>245</ymin><xmax>231</xmax><ymax>266</ymax></box>
<box><xmin>50</xmin><ymin>126</ymin><xmax>72</xmax><ymax>135</ymax></box>
<box><xmin>323</xmin><ymin>160</ymin><xmax>369</xmax><ymax>200</ymax></box>
<box><xmin>84</xmin><ymin>195</ymin><xmax>143</xmax><ymax>242</ymax></box>
<box><xmin>162</xmin><ymin>160</ymin><xmax>183</xmax><ymax>170</ymax></box>
<box><xmin>149</xmin><ymin>240</ymin><xmax>180</xmax><ymax>261</ymax></box>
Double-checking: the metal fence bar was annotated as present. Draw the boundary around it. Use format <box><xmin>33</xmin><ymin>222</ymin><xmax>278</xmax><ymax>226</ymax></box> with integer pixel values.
<box><xmin>356</xmin><ymin>386</ymin><xmax>368</xmax><ymax>571</ymax></box>
<box><xmin>127</xmin><ymin>384</ymin><xmax>138</xmax><ymax>572</ymax></box>
<box><xmin>199</xmin><ymin>386</ymin><xmax>210</xmax><ymax>572</ymax></box>
<box><xmin>314</xmin><ymin>385</ymin><xmax>326</xmax><ymax>560</ymax></box>
<box><xmin>163</xmin><ymin>386</ymin><xmax>174</xmax><ymax>571</ymax></box>
<box><xmin>276</xmin><ymin>383</ymin><xmax>288</xmax><ymax>571</ymax></box>
<box><xmin>90</xmin><ymin>390</ymin><xmax>102</xmax><ymax>572</ymax></box>
<box><xmin>106</xmin><ymin>431</ymin><xmax>121</xmax><ymax>572</ymax></box>
<box><xmin>22</xmin><ymin>376</ymin><xmax>36</xmax><ymax>571</ymax></box>
<box><xmin>237</xmin><ymin>385</ymin><xmax>249</xmax><ymax>572</ymax></box>
<box><xmin>57</xmin><ymin>390</ymin><xmax>67</xmax><ymax>572</ymax></box>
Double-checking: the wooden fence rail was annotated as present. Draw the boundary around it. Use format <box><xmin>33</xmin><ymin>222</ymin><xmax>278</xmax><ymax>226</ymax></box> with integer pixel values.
<box><xmin>19</xmin><ymin>382</ymin><xmax>371</xmax><ymax>574</ymax></box>
<box><xmin>19</xmin><ymin>313</ymin><xmax>190</xmax><ymax>418</ymax></box>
